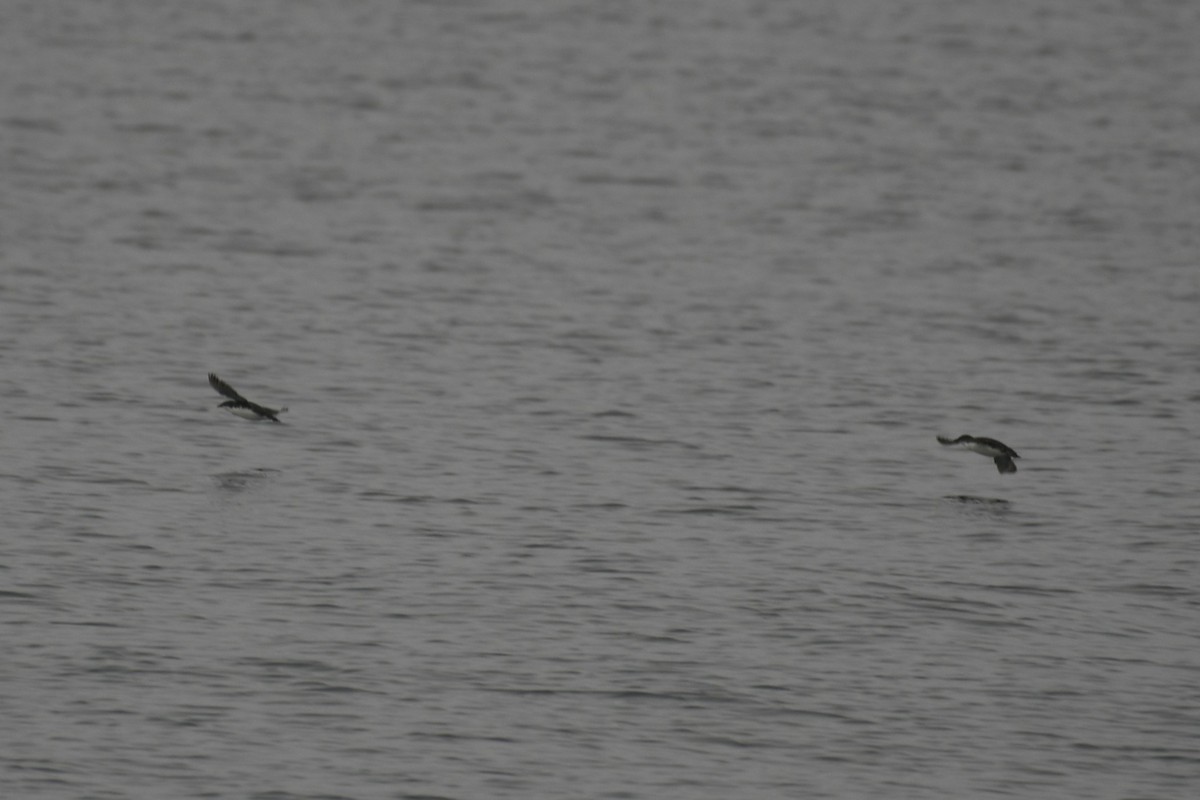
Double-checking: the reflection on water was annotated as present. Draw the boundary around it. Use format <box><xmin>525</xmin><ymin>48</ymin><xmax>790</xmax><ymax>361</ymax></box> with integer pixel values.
<box><xmin>211</xmin><ymin>468</ymin><xmax>280</xmax><ymax>492</ymax></box>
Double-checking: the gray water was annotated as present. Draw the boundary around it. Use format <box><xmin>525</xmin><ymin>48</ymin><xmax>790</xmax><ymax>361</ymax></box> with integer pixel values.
<box><xmin>3</xmin><ymin>2</ymin><xmax>1198</xmax><ymax>798</ymax></box>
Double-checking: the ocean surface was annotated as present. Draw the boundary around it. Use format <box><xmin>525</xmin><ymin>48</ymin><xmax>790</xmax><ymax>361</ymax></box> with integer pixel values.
<box><xmin>3</xmin><ymin>2</ymin><xmax>1198</xmax><ymax>798</ymax></box>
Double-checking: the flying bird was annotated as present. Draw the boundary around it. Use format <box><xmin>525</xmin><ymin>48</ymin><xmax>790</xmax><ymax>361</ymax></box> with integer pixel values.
<box><xmin>208</xmin><ymin>373</ymin><xmax>288</xmax><ymax>422</ymax></box>
<box><xmin>937</xmin><ymin>434</ymin><xmax>1019</xmax><ymax>474</ymax></box>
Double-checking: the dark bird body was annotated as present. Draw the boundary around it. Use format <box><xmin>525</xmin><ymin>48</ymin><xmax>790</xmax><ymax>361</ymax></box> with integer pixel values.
<box><xmin>937</xmin><ymin>434</ymin><xmax>1020</xmax><ymax>474</ymax></box>
<box><xmin>208</xmin><ymin>373</ymin><xmax>287</xmax><ymax>422</ymax></box>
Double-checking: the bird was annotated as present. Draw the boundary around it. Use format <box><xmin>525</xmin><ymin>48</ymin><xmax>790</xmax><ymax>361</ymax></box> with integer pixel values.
<box><xmin>208</xmin><ymin>373</ymin><xmax>288</xmax><ymax>422</ymax></box>
<box><xmin>937</xmin><ymin>434</ymin><xmax>1020</xmax><ymax>474</ymax></box>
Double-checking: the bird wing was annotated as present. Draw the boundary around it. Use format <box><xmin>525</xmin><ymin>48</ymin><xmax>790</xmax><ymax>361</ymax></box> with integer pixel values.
<box><xmin>209</xmin><ymin>373</ymin><xmax>249</xmax><ymax>404</ymax></box>
<box><xmin>975</xmin><ymin>437</ymin><xmax>1018</xmax><ymax>457</ymax></box>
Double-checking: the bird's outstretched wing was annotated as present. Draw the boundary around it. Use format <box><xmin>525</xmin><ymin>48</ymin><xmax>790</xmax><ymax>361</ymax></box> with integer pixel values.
<box><xmin>209</xmin><ymin>373</ymin><xmax>248</xmax><ymax>403</ymax></box>
<box><xmin>975</xmin><ymin>437</ymin><xmax>1019</xmax><ymax>458</ymax></box>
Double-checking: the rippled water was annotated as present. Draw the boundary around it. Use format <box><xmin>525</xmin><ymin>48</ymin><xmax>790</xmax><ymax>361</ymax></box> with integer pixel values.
<box><xmin>3</xmin><ymin>2</ymin><xmax>1199</xmax><ymax>798</ymax></box>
